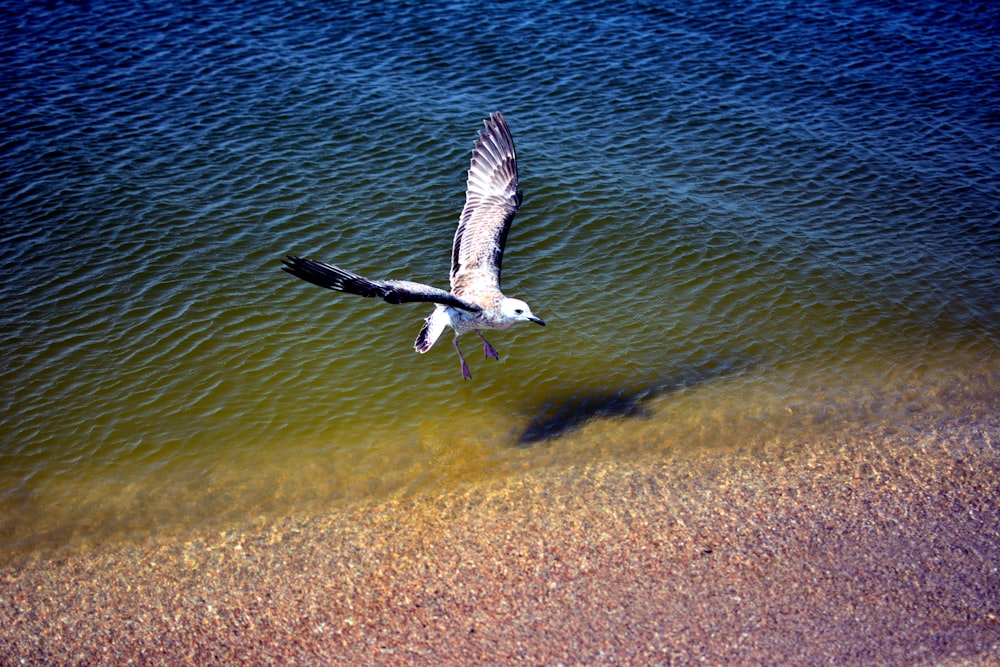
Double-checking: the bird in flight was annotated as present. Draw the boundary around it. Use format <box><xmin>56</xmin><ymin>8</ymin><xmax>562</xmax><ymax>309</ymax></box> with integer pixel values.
<box><xmin>282</xmin><ymin>112</ymin><xmax>545</xmax><ymax>379</ymax></box>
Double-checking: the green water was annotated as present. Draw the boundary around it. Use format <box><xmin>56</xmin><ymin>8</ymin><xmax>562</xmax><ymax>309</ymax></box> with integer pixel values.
<box><xmin>1</xmin><ymin>0</ymin><xmax>997</xmax><ymax>556</ymax></box>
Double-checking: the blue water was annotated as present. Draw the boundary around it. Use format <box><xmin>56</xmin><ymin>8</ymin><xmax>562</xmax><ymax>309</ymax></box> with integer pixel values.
<box><xmin>2</xmin><ymin>0</ymin><xmax>998</xmax><ymax>556</ymax></box>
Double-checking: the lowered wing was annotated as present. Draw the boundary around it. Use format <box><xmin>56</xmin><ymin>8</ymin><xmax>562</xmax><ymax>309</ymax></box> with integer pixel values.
<box><xmin>282</xmin><ymin>256</ymin><xmax>481</xmax><ymax>312</ymax></box>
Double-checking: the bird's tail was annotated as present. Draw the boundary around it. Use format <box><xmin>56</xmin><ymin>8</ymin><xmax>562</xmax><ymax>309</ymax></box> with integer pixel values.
<box><xmin>281</xmin><ymin>256</ymin><xmax>387</xmax><ymax>298</ymax></box>
<box><xmin>415</xmin><ymin>307</ymin><xmax>449</xmax><ymax>354</ymax></box>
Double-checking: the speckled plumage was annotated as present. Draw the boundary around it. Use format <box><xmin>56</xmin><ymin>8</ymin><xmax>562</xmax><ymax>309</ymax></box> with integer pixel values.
<box><xmin>282</xmin><ymin>113</ymin><xmax>544</xmax><ymax>379</ymax></box>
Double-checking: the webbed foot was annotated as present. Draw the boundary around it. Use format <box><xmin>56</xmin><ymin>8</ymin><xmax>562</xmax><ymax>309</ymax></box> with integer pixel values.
<box><xmin>454</xmin><ymin>336</ymin><xmax>472</xmax><ymax>380</ymax></box>
<box><xmin>476</xmin><ymin>331</ymin><xmax>499</xmax><ymax>360</ymax></box>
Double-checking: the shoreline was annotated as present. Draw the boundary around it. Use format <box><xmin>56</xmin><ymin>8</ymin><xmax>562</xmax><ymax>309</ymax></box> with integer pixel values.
<box><xmin>2</xmin><ymin>411</ymin><xmax>999</xmax><ymax>664</ymax></box>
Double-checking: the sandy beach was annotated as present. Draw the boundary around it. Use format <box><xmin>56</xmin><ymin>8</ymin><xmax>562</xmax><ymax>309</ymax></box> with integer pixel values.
<box><xmin>2</xmin><ymin>406</ymin><xmax>999</xmax><ymax>665</ymax></box>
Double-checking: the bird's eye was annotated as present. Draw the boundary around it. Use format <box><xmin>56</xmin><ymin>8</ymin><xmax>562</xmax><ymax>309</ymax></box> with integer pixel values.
<box><xmin>515</xmin><ymin>308</ymin><xmax>523</xmax><ymax>314</ymax></box>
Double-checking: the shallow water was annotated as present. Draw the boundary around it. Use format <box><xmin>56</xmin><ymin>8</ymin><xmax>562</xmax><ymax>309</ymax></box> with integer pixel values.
<box><xmin>2</xmin><ymin>0</ymin><xmax>998</xmax><ymax>556</ymax></box>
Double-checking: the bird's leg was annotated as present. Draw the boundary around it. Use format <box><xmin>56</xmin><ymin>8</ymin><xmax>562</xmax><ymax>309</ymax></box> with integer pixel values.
<box><xmin>453</xmin><ymin>335</ymin><xmax>472</xmax><ymax>380</ymax></box>
<box><xmin>476</xmin><ymin>331</ymin><xmax>499</xmax><ymax>360</ymax></box>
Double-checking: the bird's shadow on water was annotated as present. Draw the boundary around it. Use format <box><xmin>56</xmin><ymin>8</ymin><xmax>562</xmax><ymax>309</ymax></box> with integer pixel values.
<box><xmin>515</xmin><ymin>354</ymin><xmax>758</xmax><ymax>446</ymax></box>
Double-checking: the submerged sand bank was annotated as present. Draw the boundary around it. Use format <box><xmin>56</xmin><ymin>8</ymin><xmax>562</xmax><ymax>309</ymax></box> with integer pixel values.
<box><xmin>2</xmin><ymin>411</ymin><xmax>999</xmax><ymax>665</ymax></box>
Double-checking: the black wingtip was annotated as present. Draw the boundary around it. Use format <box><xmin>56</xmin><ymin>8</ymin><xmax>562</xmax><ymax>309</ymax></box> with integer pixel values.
<box><xmin>281</xmin><ymin>255</ymin><xmax>348</xmax><ymax>292</ymax></box>
<box><xmin>281</xmin><ymin>255</ymin><xmax>394</xmax><ymax>300</ymax></box>
<box><xmin>281</xmin><ymin>255</ymin><xmax>324</xmax><ymax>283</ymax></box>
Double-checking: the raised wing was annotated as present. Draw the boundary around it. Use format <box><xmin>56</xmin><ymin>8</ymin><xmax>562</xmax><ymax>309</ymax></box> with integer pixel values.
<box><xmin>282</xmin><ymin>256</ymin><xmax>482</xmax><ymax>312</ymax></box>
<box><xmin>450</xmin><ymin>112</ymin><xmax>522</xmax><ymax>296</ymax></box>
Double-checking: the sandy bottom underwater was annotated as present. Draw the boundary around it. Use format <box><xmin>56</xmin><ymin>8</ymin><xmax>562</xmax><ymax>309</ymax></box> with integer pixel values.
<box><xmin>2</xmin><ymin>399</ymin><xmax>999</xmax><ymax>665</ymax></box>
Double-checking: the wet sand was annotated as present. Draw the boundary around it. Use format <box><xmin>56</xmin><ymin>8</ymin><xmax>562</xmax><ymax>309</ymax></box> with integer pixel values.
<box><xmin>2</xmin><ymin>410</ymin><xmax>999</xmax><ymax>665</ymax></box>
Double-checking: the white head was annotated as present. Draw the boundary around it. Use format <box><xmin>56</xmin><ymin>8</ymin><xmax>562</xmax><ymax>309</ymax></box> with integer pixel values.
<box><xmin>500</xmin><ymin>297</ymin><xmax>545</xmax><ymax>327</ymax></box>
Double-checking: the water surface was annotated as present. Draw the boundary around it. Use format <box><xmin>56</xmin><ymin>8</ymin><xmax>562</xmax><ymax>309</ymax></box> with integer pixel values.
<box><xmin>2</xmin><ymin>0</ymin><xmax>998</xmax><ymax>556</ymax></box>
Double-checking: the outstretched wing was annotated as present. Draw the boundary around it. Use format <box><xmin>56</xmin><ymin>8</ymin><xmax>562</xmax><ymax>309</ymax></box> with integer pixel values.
<box><xmin>282</xmin><ymin>256</ymin><xmax>481</xmax><ymax>312</ymax></box>
<box><xmin>450</xmin><ymin>112</ymin><xmax>522</xmax><ymax>297</ymax></box>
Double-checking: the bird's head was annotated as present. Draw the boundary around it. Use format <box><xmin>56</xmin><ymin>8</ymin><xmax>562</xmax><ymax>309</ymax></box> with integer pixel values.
<box><xmin>500</xmin><ymin>298</ymin><xmax>545</xmax><ymax>327</ymax></box>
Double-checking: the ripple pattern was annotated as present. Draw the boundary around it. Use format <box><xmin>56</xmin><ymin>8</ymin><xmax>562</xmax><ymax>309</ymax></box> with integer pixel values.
<box><xmin>1</xmin><ymin>0</ymin><xmax>998</xmax><ymax>555</ymax></box>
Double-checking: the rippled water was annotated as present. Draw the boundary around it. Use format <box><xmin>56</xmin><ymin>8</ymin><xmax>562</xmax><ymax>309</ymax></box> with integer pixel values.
<box><xmin>2</xmin><ymin>0</ymin><xmax>998</xmax><ymax>556</ymax></box>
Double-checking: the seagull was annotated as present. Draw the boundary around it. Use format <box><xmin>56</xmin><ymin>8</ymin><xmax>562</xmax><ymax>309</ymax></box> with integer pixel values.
<box><xmin>282</xmin><ymin>112</ymin><xmax>545</xmax><ymax>379</ymax></box>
